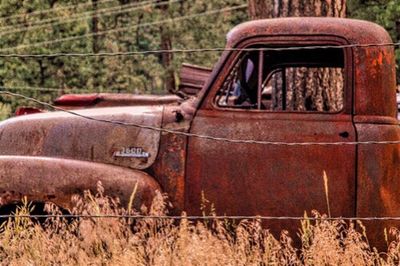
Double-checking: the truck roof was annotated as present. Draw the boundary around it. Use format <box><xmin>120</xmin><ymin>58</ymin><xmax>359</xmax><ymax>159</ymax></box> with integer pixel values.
<box><xmin>226</xmin><ymin>17</ymin><xmax>392</xmax><ymax>48</ymax></box>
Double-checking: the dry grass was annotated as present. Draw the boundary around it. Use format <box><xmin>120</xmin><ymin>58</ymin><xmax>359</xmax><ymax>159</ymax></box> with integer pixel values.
<box><xmin>1</xmin><ymin>184</ymin><xmax>400</xmax><ymax>265</ymax></box>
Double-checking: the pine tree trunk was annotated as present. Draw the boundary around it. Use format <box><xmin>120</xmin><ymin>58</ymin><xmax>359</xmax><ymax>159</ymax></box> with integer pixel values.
<box><xmin>92</xmin><ymin>0</ymin><xmax>100</xmax><ymax>90</ymax></box>
<box><xmin>247</xmin><ymin>0</ymin><xmax>346</xmax><ymax>111</ymax></box>
<box><xmin>396</xmin><ymin>19</ymin><xmax>400</xmax><ymax>85</ymax></box>
<box><xmin>157</xmin><ymin>0</ymin><xmax>176</xmax><ymax>94</ymax></box>
<box><xmin>247</xmin><ymin>0</ymin><xmax>346</xmax><ymax>19</ymax></box>
<box><xmin>160</xmin><ymin>26</ymin><xmax>176</xmax><ymax>93</ymax></box>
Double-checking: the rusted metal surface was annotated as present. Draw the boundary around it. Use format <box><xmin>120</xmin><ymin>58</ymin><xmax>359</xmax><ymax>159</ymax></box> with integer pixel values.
<box><xmin>355</xmin><ymin>45</ymin><xmax>397</xmax><ymax>118</ymax></box>
<box><xmin>15</xmin><ymin>107</ymin><xmax>43</xmax><ymax>116</ymax></box>
<box><xmin>226</xmin><ymin>18</ymin><xmax>392</xmax><ymax>50</ymax></box>
<box><xmin>0</xmin><ymin>17</ymin><xmax>398</xmax><ymax>250</ymax></box>
<box><xmin>54</xmin><ymin>93</ymin><xmax>180</xmax><ymax>109</ymax></box>
<box><xmin>187</xmin><ymin>18</ymin><xmax>399</xmax><ymax>249</ymax></box>
<box><xmin>178</xmin><ymin>63</ymin><xmax>212</xmax><ymax>95</ymax></box>
<box><xmin>397</xmin><ymin>93</ymin><xmax>400</xmax><ymax>119</ymax></box>
<box><xmin>147</xmin><ymin>103</ymin><xmax>194</xmax><ymax>213</ymax></box>
<box><xmin>356</xmin><ymin>123</ymin><xmax>400</xmax><ymax>247</ymax></box>
<box><xmin>0</xmin><ymin>156</ymin><xmax>160</xmax><ymax>210</ymax></box>
<box><xmin>0</xmin><ymin>106</ymin><xmax>163</xmax><ymax>170</ymax></box>
<box><xmin>186</xmin><ymin>112</ymin><xmax>357</xmax><ymax>238</ymax></box>
<box><xmin>54</xmin><ymin>94</ymin><xmax>99</xmax><ymax>107</ymax></box>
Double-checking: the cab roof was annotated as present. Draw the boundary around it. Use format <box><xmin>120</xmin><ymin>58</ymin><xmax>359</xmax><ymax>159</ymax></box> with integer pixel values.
<box><xmin>218</xmin><ymin>17</ymin><xmax>397</xmax><ymax>119</ymax></box>
<box><xmin>226</xmin><ymin>17</ymin><xmax>392</xmax><ymax>48</ymax></box>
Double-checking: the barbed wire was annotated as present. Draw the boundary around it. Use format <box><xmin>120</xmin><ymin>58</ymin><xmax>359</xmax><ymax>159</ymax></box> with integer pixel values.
<box><xmin>1</xmin><ymin>90</ymin><xmax>399</xmax><ymax>146</ymax></box>
<box><xmin>0</xmin><ymin>42</ymin><xmax>398</xmax><ymax>58</ymax></box>
<box><xmin>0</xmin><ymin>4</ymin><xmax>248</xmax><ymax>52</ymax></box>
<box><xmin>2</xmin><ymin>214</ymin><xmax>400</xmax><ymax>221</ymax></box>
<box><xmin>0</xmin><ymin>0</ymin><xmax>117</xmax><ymax>22</ymax></box>
<box><xmin>0</xmin><ymin>0</ymin><xmax>181</xmax><ymax>36</ymax></box>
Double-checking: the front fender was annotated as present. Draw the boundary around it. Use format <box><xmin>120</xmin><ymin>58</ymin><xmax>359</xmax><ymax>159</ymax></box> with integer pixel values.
<box><xmin>0</xmin><ymin>156</ymin><xmax>161</xmax><ymax>210</ymax></box>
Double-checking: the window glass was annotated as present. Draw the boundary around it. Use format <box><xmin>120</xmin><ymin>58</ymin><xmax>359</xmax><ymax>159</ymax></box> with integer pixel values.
<box><xmin>215</xmin><ymin>47</ymin><xmax>345</xmax><ymax>112</ymax></box>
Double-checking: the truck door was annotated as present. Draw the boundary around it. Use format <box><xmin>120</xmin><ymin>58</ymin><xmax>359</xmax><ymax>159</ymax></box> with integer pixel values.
<box><xmin>185</xmin><ymin>42</ymin><xmax>356</xmax><ymax>235</ymax></box>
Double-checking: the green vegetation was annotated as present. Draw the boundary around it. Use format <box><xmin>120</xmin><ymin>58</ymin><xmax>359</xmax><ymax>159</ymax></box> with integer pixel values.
<box><xmin>0</xmin><ymin>0</ymin><xmax>247</xmax><ymax>118</ymax></box>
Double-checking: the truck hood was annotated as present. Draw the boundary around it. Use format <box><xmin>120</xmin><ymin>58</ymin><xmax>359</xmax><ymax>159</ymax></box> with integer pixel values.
<box><xmin>0</xmin><ymin>106</ymin><xmax>163</xmax><ymax>170</ymax></box>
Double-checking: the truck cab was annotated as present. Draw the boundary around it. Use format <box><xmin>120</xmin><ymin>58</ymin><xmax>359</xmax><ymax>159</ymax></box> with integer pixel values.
<box><xmin>182</xmin><ymin>18</ymin><xmax>400</xmax><ymax>245</ymax></box>
<box><xmin>0</xmin><ymin>17</ymin><xmax>398</xmax><ymax>248</ymax></box>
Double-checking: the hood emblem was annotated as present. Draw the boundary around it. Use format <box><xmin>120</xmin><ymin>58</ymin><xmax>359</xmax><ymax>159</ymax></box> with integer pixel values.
<box><xmin>113</xmin><ymin>147</ymin><xmax>150</xmax><ymax>158</ymax></box>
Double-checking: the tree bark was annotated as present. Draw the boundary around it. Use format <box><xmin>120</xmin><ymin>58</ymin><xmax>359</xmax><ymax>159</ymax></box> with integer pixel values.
<box><xmin>248</xmin><ymin>0</ymin><xmax>346</xmax><ymax>18</ymax></box>
<box><xmin>157</xmin><ymin>0</ymin><xmax>176</xmax><ymax>94</ymax></box>
<box><xmin>247</xmin><ymin>0</ymin><xmax>346</xmax><ymax>111</ymax></box>
<box><xmin>92</xmin><ymin>0</ymin><xmax>100</xmax><ymax>90</ymax></box>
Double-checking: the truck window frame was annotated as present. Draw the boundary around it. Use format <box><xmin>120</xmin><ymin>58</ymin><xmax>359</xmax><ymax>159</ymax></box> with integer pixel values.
<box><xmin>200</xmin><ymin>36</ymin><xmax>353</xmax><ymax>116</ymax></box>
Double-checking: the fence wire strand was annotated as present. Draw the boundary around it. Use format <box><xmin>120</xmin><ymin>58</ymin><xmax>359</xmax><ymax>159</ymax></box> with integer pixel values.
<box><xmin>0</xmin><ymin>0</ymin><xmax>182</xmax><ymax>36</ymax></box>
<box><xmin>0</xmin><ymin>5</ymin><xmax>398</xmax><ymax>224</ymax></box>
<box><xmin>1</xmin><ymin>90</ymin><xmax>399</xmax><ymax>146</ymax></box>
<box><xmin>0</xmin><ymin>4</ymin><xmax>248</xmax><ymax>52</ymax></box>
<box><xmin>0</xmin><ymin>42</ymin><xmax>398</xmax><ymax>58</ymax></box>
<box><xmin>0</xmin><ymin>0</ymin><xmax>117</xmax><ymax>22</ymax></box>
<box><xmin>2</xmin><ymin>214</ymin><xmax>400</xmax><ymax>221</ymax></box>
<box><xmin>0</xmin><ymin>86</ymin><xmax>126</xmax><ymax>93</ymax></box>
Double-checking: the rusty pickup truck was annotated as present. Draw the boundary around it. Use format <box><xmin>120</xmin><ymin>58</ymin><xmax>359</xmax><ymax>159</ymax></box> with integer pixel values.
<box><xmin>0</xmin><ymin>17</ymin><xmax>399</xmax><ymax>247</ymax></box>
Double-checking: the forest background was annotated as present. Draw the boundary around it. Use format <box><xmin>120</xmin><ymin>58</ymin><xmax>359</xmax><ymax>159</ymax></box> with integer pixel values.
<box><xmin>0</xmin><ymin>0</ymin><xmax>398</xmax><ymax>118</ymax></box>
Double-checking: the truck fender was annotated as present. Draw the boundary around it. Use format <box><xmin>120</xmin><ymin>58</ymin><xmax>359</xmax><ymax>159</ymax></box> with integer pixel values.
<box><xmin>0</xmin><ymin>156</ymin><xmax>161</xmax><ymax>211</ymax></box>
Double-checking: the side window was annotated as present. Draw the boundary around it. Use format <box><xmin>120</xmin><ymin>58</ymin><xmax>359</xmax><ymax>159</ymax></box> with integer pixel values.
<box><xmin>215</xmin><ymin>46</ymin><xmax>345</xmax><ymax>112</ymax></box>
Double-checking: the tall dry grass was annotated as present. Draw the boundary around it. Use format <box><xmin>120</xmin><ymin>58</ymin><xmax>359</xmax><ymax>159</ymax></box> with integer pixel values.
<box><xmin>0</xmin><ymin>183</ymin><xmax>400</xmax><ymax>265</ymax></box>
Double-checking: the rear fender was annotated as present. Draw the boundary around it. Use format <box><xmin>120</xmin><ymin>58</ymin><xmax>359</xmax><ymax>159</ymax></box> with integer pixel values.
<box><xmin>0</xmin><ymin>156</ymin><xmax>161</xmax><ymax>210</ymax></box>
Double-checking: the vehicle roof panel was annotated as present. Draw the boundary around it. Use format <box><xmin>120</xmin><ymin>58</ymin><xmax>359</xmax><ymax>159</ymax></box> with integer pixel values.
<box><xmin>226</xmin><ymin>17</ymin><xmax>392</xmax><ymax>47</ymax></box>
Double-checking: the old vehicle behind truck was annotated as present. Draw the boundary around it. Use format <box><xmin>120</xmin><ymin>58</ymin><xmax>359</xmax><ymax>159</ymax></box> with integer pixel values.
<box><xmin>0</xmin><ymin>17</ymin><xmax>399</xmax><ymax>248</ymax></box>
<box><xmin>14</xmin><ymin>63</ymin><xmax>211</xmax><ymax>114</ymax></box>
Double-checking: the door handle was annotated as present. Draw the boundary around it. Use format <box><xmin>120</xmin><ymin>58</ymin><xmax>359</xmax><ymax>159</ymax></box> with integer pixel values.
<box><xmin>339</xmin><ymin>131</ymin><xmax>349</xmax><ymax>138</ymax></box>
